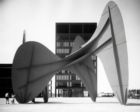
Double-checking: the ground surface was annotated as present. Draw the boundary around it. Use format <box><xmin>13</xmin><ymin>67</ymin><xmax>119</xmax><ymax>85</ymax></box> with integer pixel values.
<box><xmin>0</xmin><ymin>97</ymin><xmax>140</xmax><ymax>112</ymax></box>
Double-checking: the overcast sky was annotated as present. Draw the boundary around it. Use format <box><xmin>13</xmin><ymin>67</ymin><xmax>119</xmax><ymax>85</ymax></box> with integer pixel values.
<box><xmin>0</xmin><ymin>0</ymin><xmax>140</xmax><ymax>93</ymax></box>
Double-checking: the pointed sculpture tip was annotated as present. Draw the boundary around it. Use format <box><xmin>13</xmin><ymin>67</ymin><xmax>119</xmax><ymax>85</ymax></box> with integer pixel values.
<box><xmin>121</xmin><ymin>102</ymin><xmax>127</xmax><ymax>106</ymax></box>
<box><xmin>23</xmin><ymin>30</ymin><xmax>26</xmax><ymax>44</ymax></box>
<box><xmin>92</xmin><ymin>97</ymin><xmax>96</xmax><ymax>102</ymax></box>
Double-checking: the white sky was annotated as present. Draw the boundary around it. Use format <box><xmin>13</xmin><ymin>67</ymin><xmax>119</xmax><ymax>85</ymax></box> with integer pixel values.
<box><xmin>0</xmin><ymin>0</ymin><xmax>140</xmax><ymax>93</ymax></box>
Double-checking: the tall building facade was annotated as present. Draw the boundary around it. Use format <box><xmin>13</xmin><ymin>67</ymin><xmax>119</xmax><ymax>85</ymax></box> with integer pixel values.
<box><xmin>55</xmin><ymin>23</ymin><xmax>97</xmax><ymax>97</ymax></box>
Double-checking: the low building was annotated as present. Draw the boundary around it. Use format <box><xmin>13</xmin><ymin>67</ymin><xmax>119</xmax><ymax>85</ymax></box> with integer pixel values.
<box><xmin>0</xmin><ymin>64</ymin><xmax>13</xmax><ymax>97</ymax></box>
<box><xmin>0</xmin><ymin>64</ymin><xmax>52</xmax><ymax>98</ymax></box>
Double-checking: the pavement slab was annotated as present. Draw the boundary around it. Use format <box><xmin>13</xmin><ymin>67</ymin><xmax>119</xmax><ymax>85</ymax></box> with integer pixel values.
<box><xmin>0</xmin><ymin>97</ymin><xmax>140</xmax><ymax>112</ymax></box>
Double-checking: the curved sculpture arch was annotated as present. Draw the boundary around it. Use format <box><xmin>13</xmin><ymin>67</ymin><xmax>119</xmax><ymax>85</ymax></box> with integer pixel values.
<box><xmin>12</xmin><ymin>1</ymin><xmax>128</xmax><ymax>105</ymax></box>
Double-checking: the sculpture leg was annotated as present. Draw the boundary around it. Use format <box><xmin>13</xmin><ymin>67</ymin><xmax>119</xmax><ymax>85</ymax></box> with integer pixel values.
<box><xmin>42</xmin><ymin>86</ymin><xmax>49</xmax><ymax>103</ymax></box>
<box><xmin>94</xmin><ymin>2</ymin><xmax>129</xmax><ymax>105</ymax></box>
<box><xmin>66</xmin><ymin>56</ymin><xmax>97</xmax><ymax>102</ymax></box>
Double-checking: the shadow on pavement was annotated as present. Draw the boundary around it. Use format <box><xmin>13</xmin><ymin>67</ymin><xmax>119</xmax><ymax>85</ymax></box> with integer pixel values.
<box><xmin>47</xmin><ymin>102</ymin><xmax>67</xmax><ymax>104</ymax></box>
<box><xmin>96</xmin><ymin>102</ymin><xmax>118</xmax><ymax>104</ymax></box>
<box><xmin>26</xmin><ymin>101</ymin><xmax>65</xmax><ymax>104</ymax></box>
<box><xmin>127</xmin><ymin>103</ymin><xmax>140</xmax><ymax>106</ymax></box>
<box><xmin>27</xmin><ymin>102</ymin><xmax>93</xmax><ymax>104</ymax></box>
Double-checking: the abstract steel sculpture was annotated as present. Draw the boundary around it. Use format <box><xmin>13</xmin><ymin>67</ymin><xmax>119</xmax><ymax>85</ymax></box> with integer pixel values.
<box><xmin>12</xmin><ymin>1</ymin><xmax>128</xmax><ymax>105</ymax></box>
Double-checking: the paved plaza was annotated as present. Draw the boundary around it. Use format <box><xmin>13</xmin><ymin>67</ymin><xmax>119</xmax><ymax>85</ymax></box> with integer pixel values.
<box><xmin>0</xmin><ymin>97</ymin><xmax>140</xmax><ymax>112</ymax></box>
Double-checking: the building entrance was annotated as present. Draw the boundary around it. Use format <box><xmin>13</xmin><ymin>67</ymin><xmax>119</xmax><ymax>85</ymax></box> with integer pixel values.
<box><xmin>71</xmin><ymin>89</ymin><xmax>83</xmax><ymax>97</ymax></box>
<box><xmin>63</xmin><ymin>90</ymin><xmax>69</xmax><ymax>97</ymax></box>
<box><xmin>56</xmin><ymin>88</ymin><xmax>84</xmax><ymax>97</ymax></box>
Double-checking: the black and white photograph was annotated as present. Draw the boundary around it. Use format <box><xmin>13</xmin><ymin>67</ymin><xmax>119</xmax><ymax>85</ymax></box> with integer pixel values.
<box><xmin>0</xmin><ymin>0</ymin><xmax>140</xmax><ymax>112</ymax></box>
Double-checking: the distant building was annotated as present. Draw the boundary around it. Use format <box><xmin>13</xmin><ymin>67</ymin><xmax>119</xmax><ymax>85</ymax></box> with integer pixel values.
<box><xmin>0</xmin><ymin>64</ymin><xmax>13</xmax><ymax>97</ymax></box>
<box><xmin>0</xmin><ymin>66</ymin><xmax>52</xmax><ymax>98</ymax></box>
<box><xmin>55</xmin><ymin>23</ymin><xmax>97</xmax><ymax>97</ymax></box>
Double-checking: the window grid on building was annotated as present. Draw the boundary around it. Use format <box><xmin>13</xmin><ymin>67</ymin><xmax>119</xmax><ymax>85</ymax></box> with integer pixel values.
<box><xmin>55</xmin><ymin>23</ymin><xmax>97</xmax><ymax>97</ymax></box>
<box><xmin>57</xmin><ymin>42</ymin><xmax>70</xmax><ymax>47</ymax></box>
<box><xmin>70</xmin><ymin>42</ymin><xmax>74</xmax><ymax>47</ymax></box>
<box><xmin>56</xmin><ymin>48</ymin><xmax>70</xmax><ymax>54</ymax></box>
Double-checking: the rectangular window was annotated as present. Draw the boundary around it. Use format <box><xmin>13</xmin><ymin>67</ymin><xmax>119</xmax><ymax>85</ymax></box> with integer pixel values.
<box><xmin>84</xmin><ymin>34</ymin><xmax>92</xmax><ymax>41</ymax></box>
<box><xmin>66</xmin><ymin>49</ymin><xmax>68</xmax><ymax>53</ymax></box>
<box><xmin>61</xmin><ymin>49</ymin><xmax>63</xmax><ymax>53</ymax></box>
<box><xmin>57</xmin><ymin>49</ymin><xmax>62</xmax><ymax>54</ymax></box>
<box><xmin>70</xmin><ymin>24</ymin><xmax>82</xmax><ymax>33</ymax></box>
<box><xmin>48</xmin><ymin>86</ymin><xmax>51</xmax><ymax>90</ymax></box>
<box><xmin>94</xmin><ymin>62</ymin><xmax>96</xmax><ymax>67</ymax></box>
<box><xmin>61</xmin><ymin>75</ymin><xmax>64</xmax><ymax>80</ymax></box>
<box><xmin>63</xmin><ymin>75</ymin><xmax>65</xmax><ymax>80</ymax></box>
<box><xmin>70</xmin><ymin>82</ymin><xmax>72</xmax><ymax>87</ymax></box>
<box><xmin>66</xmin><ymin>75</ymin><xmax>68</xmax><ymax>80</ymax></box>
<box><xmin>62</xmin><ymin>70</ymin><xmax>65</xmax><ymax>73</ymax></box>
<box><xmin>59</xmin><ymin>75</ymin><xmax>61</xmax><ymax>80</ymax></box>
<box><xmin>58</xmin><ymin>75</ymin><xmax>59</xmax><ymax>80</ymax></box>
<box><xmin>84</xmin><ymin>24</ymin><xmax>96</xmax><ymax>33</ymax></box>
<box><xmin>65</xmin><ymin>49</ymin><xmax>69</xmax><ymax>53</ymax></box>
<box><xmin>56</xmin><ymin>82</ymin><xmax>58</xmax><ymax>87</ymax></box>
<box><xmin>59</xmin><ymin>89</ymin><xmax>62</xmax><ymax>94</ymax></box>
<box><xmin>56</xmin><ymin>75</ymin><xmax>58</xmax><ymax>80</ymax></box>
<box><xmin>67</xmin><ymin>82</ymin><xmax>69</xmax><ymax>87</ymax></box>
<box><xmin>57</xmin><ymin>49</ymin><xmax>59</xmax><ymax>53</ymax></box>
<box><xmin>56</xmin><ymin>49</ymin><xmax>58</xmax><ymax>53</ymax></box>
<box><xmin>59</xmin><ymin>49</ymin><xmax>60</xmax><ymax>53</ymax></box>
<box><xmin>56</xmin><ymin>35</ymin><xmax>69</xmax><ymax>40</ymax></box>
<box><xmin>67</xmin><ymin>75</ymin><xmax>69</xmax><ymax>80</ymax></box>
<box><xmin>63</xmin><ymin>49</ymin><xmax>65</xmax><ymax>53</ymax></box>
<box><xmin>56</xmin><ymin>24</ymin><xmax>69</xmax><ymax>33</ymax></box>
<box><xmin>70</xmin><ymin>42</ymin><xmax>74</xmax><ymax>47</ymax></box>
<box><xmin>65</xmin><ymin>75</ymin><xmax>67</xmax><ymax>80</ymax></box>
<box><xmin>63</xmin><ymin>42</ymin><xmax>69</xmax><ymax>47</ymax></box>
<box><xmin>70</xmin><ymin>75</ymin><xmax>71</xmax><ymax>80</ymax></box>
<box><xmin>67</xmin><ymin>42</ymin><xmax>69</xmax><ymax>47</ymax></box>
<box><xmin>57</xmin><ymin>75</ymin><xmax>59</xmax><ymax>80</ymax></box>
<box><xmin>64</xmin><ymin>49</ymin><xmax>67</xmax><ymax>53</ymax></box>
<box><xmin>56</xmin><ymin>42</ymin><xmax>60</xmax><ymax>47</ymax></box>
<box><xmin>60</xmin><ymin>49</ymin><xmax>62</xmax><ymax>53</ymax></box>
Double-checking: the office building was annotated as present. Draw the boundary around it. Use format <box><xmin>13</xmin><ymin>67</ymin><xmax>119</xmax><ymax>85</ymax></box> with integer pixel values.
<box><xmin>55</xmin><ymin>23</ymin><xmax>97</xmax><ymax>97</ymax></box>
